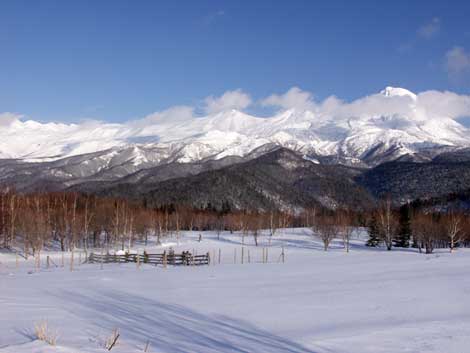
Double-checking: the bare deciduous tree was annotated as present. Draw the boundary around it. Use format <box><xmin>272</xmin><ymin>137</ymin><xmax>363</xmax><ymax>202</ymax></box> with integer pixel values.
<box><xmin>376</xmin><ymin>198</ymin><xmax>397</xmax><ymax>251</ymax></box>
<box><xmin>338</xmin><ymin>212</ymin><xmax>354</xmax><ymax>252</ymax></box>
<box><xmin>412</xmin><ymin>212</ymin><xmax>444</xmax><ymax>254</ymax></box>
<box><xmin>312</xmin><ymin>214</ymin><xmax>338</xmax><ymax>251</ymax></box>
<box><xmin>444</xmin><ymin>211</ymin><xmax>464</xmax><ymax>253</ymax></box>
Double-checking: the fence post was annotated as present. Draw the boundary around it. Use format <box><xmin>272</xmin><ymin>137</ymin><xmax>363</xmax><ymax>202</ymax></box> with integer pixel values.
<box><xmin>137</xmin><ymin>251</ymin><xmax>141</xmax><ymax>269</ymax></box>
<box><xmin>61</xmin><ymin>253</ymin><xmax>65</xmax><ymax>267</ymax></box>
<box><xmin>241</xmin><ymin>247</ymin><xmax>244</xmax><ymax>264</ymax></box>
<box><xmin>207</xmin><ymin>252</ymin><xmax>210</xmax><ymax>265</ymax></box>
<box><xmin>266</xmin><ymin>247</ymin><xmax>268</xmax><ymax>263</ymax></box>
<box><xmin>234</xmin><ymin>248</ymin><xmax>237</xmax><ymax>264</ymax></box>
<box><xmin>262</xmin><ymin>248</ymin><xmax>265</xmax><ymax>264</ymax></box>
<box><xmin>47</xmin><ymin>255</ymin><xmax>50</xmax><ymax>269</ymax></box>
<box><xmin>282</xmin><ymin>246</ymin><xmax>285</xmax><ymax>263</ymax></box>
<box><xmin>218</xmin><ymin>248</ymin><xmax>221</xmax><ymax>265</ymax></box>
<box><xmin>16</xmin><ymin>253</ymin><xmax>19</xmax><ymax>268</ymax></box>
<box><xmin>248</xmin><ymin>249</ymin><xmax>251</xmax><ymax>264</ymax></box>
<box><xmin>163</xmin><ymin>251</ymin><xmax>167</xmax><ymax>269</ymax></box>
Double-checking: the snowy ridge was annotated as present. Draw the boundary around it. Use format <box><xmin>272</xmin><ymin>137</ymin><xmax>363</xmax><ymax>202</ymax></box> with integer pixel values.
<box><xmin>1</xmin><ymin>87</ymin><xmax>470</xmax><ymax>166</ymax></box>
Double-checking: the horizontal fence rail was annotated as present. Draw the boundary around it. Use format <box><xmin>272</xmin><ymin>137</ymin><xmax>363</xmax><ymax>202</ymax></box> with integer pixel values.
<box><xmin>88</xmin><ymin>251</ymin><xmax>210</xmax><ymax>266</ymax></box>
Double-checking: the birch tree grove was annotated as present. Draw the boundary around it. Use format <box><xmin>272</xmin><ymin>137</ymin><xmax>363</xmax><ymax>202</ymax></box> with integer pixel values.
<box><xmin>0</xmin><ymin>191</ymin><xmax>298</xmax><ymax>251</ymax></box>
<box><xmin>0</xmin><ymin>189</ymin><xmax>468</xmax><ymax>253</ymax></box>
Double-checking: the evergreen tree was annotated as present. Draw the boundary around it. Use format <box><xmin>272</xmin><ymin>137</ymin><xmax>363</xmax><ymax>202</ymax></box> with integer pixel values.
<box><xmin>366</xmin><ymin>215</ymin><xmax>380</xmax><ymax>247</ymax></box>
<box><xmin>394</xmin><ymin>204</ymin><xmax>411</xmax><ymax>248</ymax></box>
<box><xmin>221</xmin><ymin>200</ymin><xmax>231</xmax><ymax>214</ymax></box>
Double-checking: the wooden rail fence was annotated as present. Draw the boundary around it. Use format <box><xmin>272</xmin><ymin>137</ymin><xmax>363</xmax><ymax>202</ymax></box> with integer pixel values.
<box><xmin>88</xmin><ymin>250</ymin><xmax>210</xmax><ymax>266</ymax></box>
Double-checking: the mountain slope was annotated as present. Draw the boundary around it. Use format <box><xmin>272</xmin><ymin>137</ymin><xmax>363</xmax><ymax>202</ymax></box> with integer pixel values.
<box><xmin>4</xmin><ymin>146</ymin><xmax>470</xmax><ymax>210</ymax></box>
<box><xmin>95</xmin><ymin>148</ymin><xmax>374</xmax><ymax>211</ymax></box>
<box><xmin>357</xmin><ymin>160</ymin><xmax>470</xmax><ymax>203</ymax></box>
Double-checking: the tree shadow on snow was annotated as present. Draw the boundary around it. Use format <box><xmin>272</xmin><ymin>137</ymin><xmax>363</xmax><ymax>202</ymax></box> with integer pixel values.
<box><xmin>52</xmin><ymin>289</ymin><xmax>317</xmax><ymax>353</ymax></box>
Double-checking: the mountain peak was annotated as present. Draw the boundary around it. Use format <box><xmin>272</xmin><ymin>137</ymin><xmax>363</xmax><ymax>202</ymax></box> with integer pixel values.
<box><xmin>207</xmin><ymin>109</ymin><xmax>262</xmax><ymax>132</ymax></box>
<box><xmin>380</xmin><ymin>87</ymin><xmax>417</xmax><ymax>100</ymax></box>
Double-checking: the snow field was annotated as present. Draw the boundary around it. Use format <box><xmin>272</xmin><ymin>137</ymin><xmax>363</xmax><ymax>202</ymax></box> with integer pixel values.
<box><xmin>1</xmin><ymin>229</ymin><xmax>470</xmax><ymax>353</ymax></box>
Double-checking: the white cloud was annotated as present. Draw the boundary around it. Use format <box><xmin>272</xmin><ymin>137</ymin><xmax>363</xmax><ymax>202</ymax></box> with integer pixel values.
<box><xmin>445</xmin><ymin>46</ymin><xmax>470</xmax><ymax>76</ymax></box>
<box><xmin>204</xmin><ymin>89</ymin><xmax>252</xmax><ymax>114</ymax></box>
<box><xmin>417</xmin><ymin>90</ymin><xmax>470</xmax><ymax>120</ymax></box>
<box><xmin>320</xmin><ymin>92</ymin><xmax>417</xmax><ymax>120</ymax></box>
<box><xmin>259</xmin><ymin>86</ymin><xmax>470</xmax><ymax>122</ymax></box>
<box><xmin>135</xmin><ymin>105</ymin><xmax>195</xmax><ymax>126</ymax></box>
<box><xmin>7</xmin><ymin>87</ymin><xmax>470</xmax><ymax>136</ymax></box>
<box><xmin>417</xmin><ymin>17</ymin><xmax>441</xmax><ymax>39</ymax></box>
<box><xmin>286</xmin><ymin>87</ymin><xmax>470</xmax><ymax>122</ymax></box>
<box><xmin>0</xmin><ymin>112</ymin><xmax>21</xmax><ymax>126</ymax></box>
<box><xmin>261</xmin><ymin>87</ymin><xmax>316</xmax><ymax>111</ymax></box>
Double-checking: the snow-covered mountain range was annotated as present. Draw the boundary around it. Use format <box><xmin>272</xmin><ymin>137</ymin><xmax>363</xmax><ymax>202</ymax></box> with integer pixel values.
<box><xmin>1</xmin><ymin>87</ymin><xmax>470</xmax><ymax>169</ymax></box>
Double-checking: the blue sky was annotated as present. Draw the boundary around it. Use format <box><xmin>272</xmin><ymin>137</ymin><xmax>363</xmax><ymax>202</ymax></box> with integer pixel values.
<box><xmin>1</xmin><ymin>0</ymin><xmax>470</xmax><ymax>123</ymax></box>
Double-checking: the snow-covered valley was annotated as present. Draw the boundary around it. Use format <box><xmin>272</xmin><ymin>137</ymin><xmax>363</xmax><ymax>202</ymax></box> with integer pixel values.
<box><xmin>4</xmin><ymin>3</ymin><xmax>470</xmax><ymax>353</ymax></box>
<box><xmin>1</xmin><ymin>229</ymin><xmax>469</xmax><ymax>353</ymax></box>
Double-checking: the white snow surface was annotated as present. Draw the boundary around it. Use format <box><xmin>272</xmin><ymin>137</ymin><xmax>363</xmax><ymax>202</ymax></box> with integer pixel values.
<box><xmin>1</xmin><ymin>229</ymin><xmax>470</xmax><ymax>353</ymax></box>
<box><xmin>2</xmin><ymin>87</ymin><xmax>470</xmax><ymax>163</ymax></box>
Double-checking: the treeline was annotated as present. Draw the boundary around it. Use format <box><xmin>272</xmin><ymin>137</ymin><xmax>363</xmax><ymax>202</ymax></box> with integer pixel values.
<box><xmin>0</xmin><ymin>191</ymin><xmax>304</xmax><ymax>256</ymax></box>
<box><xmin>1</xmin><ymin>190</ymin><xmax>469</xmax><ymax>256</ymax></box>
<box><xmin>365</xmin><ymin>198</ymin><xmax>470</xmax><ymax>254</ymax></box>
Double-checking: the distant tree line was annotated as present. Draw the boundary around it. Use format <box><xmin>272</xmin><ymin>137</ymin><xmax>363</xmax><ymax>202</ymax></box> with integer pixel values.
<box><xmin>1</xmin><ymin>190</ymin><xmax>469</xmax><ymax>256</ymax></box>
<box><xmin>0</xmin><ymin>190</ymin><xmax>302</xmax><ymax>256</ymax></box>
<box><xmin>365</xmin><ymin>197</ymin><xmax>470</xmax><ymax>254</ymax></box>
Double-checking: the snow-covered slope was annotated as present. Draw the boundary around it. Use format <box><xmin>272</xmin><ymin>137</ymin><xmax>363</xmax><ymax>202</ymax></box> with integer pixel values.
<box><xmin>1</xmin><ymin>87</ymin><xmax>469</xmax><ymax>167</ymax></box>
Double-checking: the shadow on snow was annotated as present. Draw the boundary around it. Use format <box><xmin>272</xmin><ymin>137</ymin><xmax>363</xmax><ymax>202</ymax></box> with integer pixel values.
<box><xmin>52</xmin><ymin>289</ymin><xmax>317</xmax><ymax>353</ymax></box>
